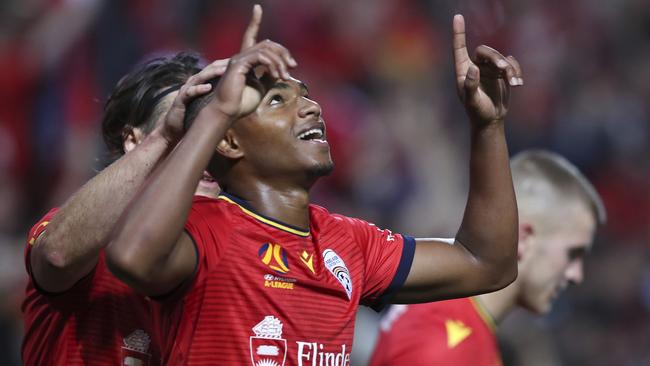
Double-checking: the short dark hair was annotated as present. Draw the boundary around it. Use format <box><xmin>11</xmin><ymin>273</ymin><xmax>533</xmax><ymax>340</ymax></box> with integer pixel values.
<box><xmin>183</xmin><ymin>76</ymin><xmax>221</xmax><ymax>131</ymax></box>
<box><xmin>101</xmin><ymin>52</ymin><xmax>203</xmax><ymax>160</ymax></box>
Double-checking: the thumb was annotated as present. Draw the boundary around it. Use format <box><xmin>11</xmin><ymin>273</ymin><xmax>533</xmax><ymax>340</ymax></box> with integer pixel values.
<box><xmin>464</xmin><ymin>64</ymin><xmax>480</xmax><ymax>97</ymax></box>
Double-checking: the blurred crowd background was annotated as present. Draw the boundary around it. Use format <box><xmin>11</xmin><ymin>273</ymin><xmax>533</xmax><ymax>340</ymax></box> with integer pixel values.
<box><xmin>1</xmin><ymin>0</ymin><xmax>648</xmax><ymax>364</ymax></box>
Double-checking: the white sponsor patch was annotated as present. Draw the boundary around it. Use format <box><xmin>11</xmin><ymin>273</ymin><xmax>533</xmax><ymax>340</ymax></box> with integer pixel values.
<box><xmin>323</xmin><ymin>249</ymin><xmax>352</xmax><ymax>299</ymax></box>
<box><xmin>250</xmin><ymin>316</ymin><xmax>287</xmax><ymax>366</ymax></box>
<box><xmin>121</xmin><ymin>329</ymin><xmax>151</xmax><ymax>365</ymax></box>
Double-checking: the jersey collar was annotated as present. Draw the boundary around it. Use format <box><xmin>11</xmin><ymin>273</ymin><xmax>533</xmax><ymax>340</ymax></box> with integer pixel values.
<box><xmin>217</xmin><ymin>192</ymin><xmax>311</xmax><ymax>237</ymax></box>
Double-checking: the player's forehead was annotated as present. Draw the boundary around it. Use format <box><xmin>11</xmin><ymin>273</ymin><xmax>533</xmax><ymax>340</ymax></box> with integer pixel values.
<box><xmin>269</xmin><ymin>77</ymin><xmax>309</xmax><ymax>94</ymax></box>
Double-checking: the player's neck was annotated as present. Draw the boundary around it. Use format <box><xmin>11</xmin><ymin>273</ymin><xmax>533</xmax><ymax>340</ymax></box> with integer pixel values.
<box><xmin>476</xmin><ymin>280</ymin><xmax>519</xmax><ymax>324</ymax></box>
<box><xmin>225</xmin><ymin>183</ymin><xmax>311</xmax><ymax>230</ymax></box>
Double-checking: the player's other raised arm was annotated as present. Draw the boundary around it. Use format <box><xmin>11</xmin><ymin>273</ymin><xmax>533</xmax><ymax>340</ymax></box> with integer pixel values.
<box><xmin>393</xmin><ymin>15</ymin><xmax>522</xmax><ymax>303</ymax></box>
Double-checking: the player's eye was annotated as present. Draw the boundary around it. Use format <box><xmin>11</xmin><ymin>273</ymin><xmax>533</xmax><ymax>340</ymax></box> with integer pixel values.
<box><xmin>269</xmin><ymin>94</ymin><xmax>284</xmax><ymax>105</ymax></box>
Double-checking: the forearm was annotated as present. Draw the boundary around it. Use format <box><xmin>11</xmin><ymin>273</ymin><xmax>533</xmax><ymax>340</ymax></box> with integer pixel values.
<box><xmin>107</xmin><ymin>106</ymin><xmax>231</xmax><ymax>281</ymax></box>
<box><xmin>32</xmin><ymin>130</ymin><xmax>173</xmax><ymax>291</ymax></box>
<box><xmin>456</xmin><ymin>121</ymin><xmax>518</xmax><ymax>282</ymax></box>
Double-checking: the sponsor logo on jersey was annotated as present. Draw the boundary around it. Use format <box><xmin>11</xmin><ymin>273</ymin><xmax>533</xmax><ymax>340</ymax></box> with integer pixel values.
<box><xmin>263</xmin><ymin>273</ymin><xmax>297</xmax><ymax>290</ymax></box>
<box><xmin>121</xmin><ymin>329</ymin><xmax>151</xmax><ymax>366</ymax></box>
<box><xmin>299</xmin><ymin>250</ymin><xmax>315</xmax><ymax>274</ymax></box>
<box><xmin>259</xmin><ymin>243</ymin><xmax>290</xmax><ymax>274</ymax></box>
<box><xmin>296</xmin><ymin>342</ymin><xmax>350</xmax><ymax>366</ymax></box>
<box><xmin>250</xmin><ymin>316</ymin><xmax>287</xmax><ymax>366</ymax></box>
<box><xmin>323</xmin><ymin>249</ymin><xmax>352</xmax><ymax>299</ymax></box>
<box><xmin>250</xmin><ymin>315</ymin><xmax>351</xmax><ymax>366</ymax></box>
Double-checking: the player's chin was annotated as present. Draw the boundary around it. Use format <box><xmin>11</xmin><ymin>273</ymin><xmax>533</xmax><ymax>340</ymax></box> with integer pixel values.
<box><xmin>306</xmin><ymin>161</ymin><xmax>335</xmax><ymax>178</ymax></box>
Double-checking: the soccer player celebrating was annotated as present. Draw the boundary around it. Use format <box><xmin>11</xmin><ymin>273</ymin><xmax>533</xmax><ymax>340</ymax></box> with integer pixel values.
<box><xmin>21</xmin><ymin>8</ymin><xmax>264</xmax><ymax>363</ymax></box>
<box><xmin>369</xmin><ymin>150</ymin><xmax>606</xmax><ymax>366</ymax></box>
<box><xmin>106</xmin><ymin>11</ymin><xmax>523</xmax><ymax>365</ymax></box>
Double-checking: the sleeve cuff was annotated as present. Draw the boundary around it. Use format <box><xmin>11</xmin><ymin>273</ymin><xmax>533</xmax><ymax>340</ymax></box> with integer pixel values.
<box><xmin>369</xmin><ymin>235</ymin><xmax>416</xmax><ymax>312</ymax></box>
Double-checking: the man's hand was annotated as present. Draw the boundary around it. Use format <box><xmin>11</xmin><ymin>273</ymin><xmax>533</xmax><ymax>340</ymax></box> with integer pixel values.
<box><xmin>156</xmin><ymin>59</ymin><xmax>229</xmax><ymax>144</ymax></box>
<box><xmin>156</xmin><ymin>4</ymin><xmax>266</xmax><ymax>143</ymax></box>
<box><xmin>212</xmin><ymin>5</ymin><xmax>297</xmax><ymax>119</ymax></box>
<box><xmin>453</xmin><ymin>14</ymin><xmax>523</xmax><ymax>126</ymax></box>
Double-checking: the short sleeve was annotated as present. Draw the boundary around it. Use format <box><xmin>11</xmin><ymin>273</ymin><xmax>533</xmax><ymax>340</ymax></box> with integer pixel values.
<box><xmin>149</xmin><ymin>197</ymin><xmax>225</xmax><ymax>303</ymax></box>
<box><xmin>24</xmin><ymin>208</ymin><xmax>59</xmax><ymax>279</ymax></box>
<box><xmin>182</xmin><ymin>198</ymin><xmax>226</xmax><ymax>288</ymax></box>
<box><xmin>334</xmin><ymin>215</ymin><xmax>415</xmax><ymax>311</ymax></box>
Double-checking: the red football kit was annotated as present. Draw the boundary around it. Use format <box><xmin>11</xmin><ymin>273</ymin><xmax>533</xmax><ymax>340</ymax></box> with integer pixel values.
<box><xmin>21</xmin><ymin>209</ymin><xmax>160</xmax><ymax>365</ymax></box>
<box><xmin>369</xmin><ymin>297</ymin><xmax>501</xmax><ymax>366</ymax></box>
<box><xmin>154</xmin><ymin>193</ymin><xmax>416</xmax><ymax>365</ymax></box>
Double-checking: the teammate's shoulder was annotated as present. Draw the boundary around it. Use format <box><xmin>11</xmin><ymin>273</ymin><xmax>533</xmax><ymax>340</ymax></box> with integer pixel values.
<box><xmin>435</xmin><ymin>297</ymin><xmax>475</xmax><ymax>312</ymax></box>
<box><xmin>403</xmin><ymin>298</ymin><xmax>472</xmax><ymax>317</ymax></box>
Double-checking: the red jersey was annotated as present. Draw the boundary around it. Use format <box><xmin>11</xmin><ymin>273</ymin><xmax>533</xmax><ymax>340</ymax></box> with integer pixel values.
<box><xmin>155</xmin><ymin>193</ymin><xmax>415</xmax><ymax>365</ymax></box>
<box><xmin>21</xmin><ymin>209</ymin><xmax>160</xmax><ymax>365</ymax></box>
<box><xmin>369</xmin><ymin>297</ymin><xmax>501</xmax><ymax>366</ymax></box>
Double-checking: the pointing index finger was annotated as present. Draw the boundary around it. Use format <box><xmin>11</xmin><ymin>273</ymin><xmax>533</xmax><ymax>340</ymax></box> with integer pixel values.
<box><xmin>453</xmin><ymin>14</ymin><xmax>470</xmax><ymax>78</ymax></box>
<box><xmin>241</xmin><ymin>4</ymin><xmax>263</xmax><ymax>51</ymax></box>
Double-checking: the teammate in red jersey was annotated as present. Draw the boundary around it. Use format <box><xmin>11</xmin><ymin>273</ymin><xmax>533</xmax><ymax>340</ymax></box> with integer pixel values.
<box><xmin>18</xmin><ymin>18</ymin><xmax>278</xmax><ymax>361</ymax></box>
<box><xmin>106</xmin><ymin>8</ymin><xmax>523</xmax><ymax>365</ymax></box>
<box><xmin>369</xmin><ymin>150</ymin><xmax>606</xmax><ymax>366</ymax></box>
<box><xmin>20</xmin><ymin>52</ymin><xmax>226</xmax><ymax>365</ymax></box>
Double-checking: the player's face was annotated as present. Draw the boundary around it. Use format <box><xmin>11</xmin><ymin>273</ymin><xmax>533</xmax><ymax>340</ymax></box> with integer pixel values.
<box><xmin>234</xmin><ymin>78</ymin><xmax>333</xmax><ymax>183</ymax></box>
<box><xmin>519</xmin><ymin>204</ymin><xmax>596</xmax><ymax>314</ymax></box>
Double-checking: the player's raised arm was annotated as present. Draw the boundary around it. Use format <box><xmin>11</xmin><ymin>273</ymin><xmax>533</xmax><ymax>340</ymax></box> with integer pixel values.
<box><xmin>393</xmin><ymin>14</ymin><xmax>522</xmax><ymax>303</ymax></box>
<box><xmin>106</xmin><ymin>14</ymin><xmax>298</xmax><ymax>296</ymax></box>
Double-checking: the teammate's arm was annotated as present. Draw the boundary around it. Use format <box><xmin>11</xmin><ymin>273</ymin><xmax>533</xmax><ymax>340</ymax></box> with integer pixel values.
<box><xmin>29</xmin><ymin>69</ymin><xmax>222</xmax><ymax>293</ymax></box>
<box><xmin>393</xmin><ymin>15</ymin><xmax>522</xmax><ymax>303</ymax></box>
<box><xmin>106</xmin><ymin>27</ymin><xmax>298</xmax><ymax>296</ymax></box>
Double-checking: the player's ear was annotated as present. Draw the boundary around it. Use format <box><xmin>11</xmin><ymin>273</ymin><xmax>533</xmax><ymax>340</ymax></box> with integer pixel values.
<box><xmin>517</xmin><ymin>222</ymin><xmax>534</xmax><ymax>261</ymax></box>
<box><xmin>122</xmin><ymin>125</ymin><xmax>146</xmax><ymax>153</ymax></box>
<box><xmin>216</xmin><ymin>129</ymin><xmax>244</xmax><ymax>159</ymax></box>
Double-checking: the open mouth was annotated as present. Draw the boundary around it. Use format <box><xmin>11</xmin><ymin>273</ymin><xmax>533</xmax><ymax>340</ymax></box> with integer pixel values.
<box><xmin>296</xmin><ymin>124</ymin><xmax>326</xmax><ymax>143</ymax></box>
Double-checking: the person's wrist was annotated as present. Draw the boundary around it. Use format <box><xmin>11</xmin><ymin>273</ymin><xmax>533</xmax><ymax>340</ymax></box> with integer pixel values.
<box><xmin>470</xmin><ymin>118</ymin><xmax>505</xmax><ymax>134</ymax></box>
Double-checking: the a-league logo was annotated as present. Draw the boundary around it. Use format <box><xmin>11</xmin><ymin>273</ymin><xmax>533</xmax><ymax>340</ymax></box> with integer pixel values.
<box><xmin>258</xmin><ymin>243</ymin><xmax>291</xmax><ymax>274</ymax></box>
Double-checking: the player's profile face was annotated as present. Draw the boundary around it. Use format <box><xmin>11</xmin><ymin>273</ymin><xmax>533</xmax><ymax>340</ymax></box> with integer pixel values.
<box><xmin>520</xmin><ymin>203</ymin><xmax>596</xmax><ymax>314</ymax></box>
<box><xmin>234</xmin><ymin>77</ymin><xmax>334</xmax><ymax>180</ymax></box>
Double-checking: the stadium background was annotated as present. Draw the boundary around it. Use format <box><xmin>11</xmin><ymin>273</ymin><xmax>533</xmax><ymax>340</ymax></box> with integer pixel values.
<box><xmin>0</xmin><ymin>0</ymin><xmax>648</xmax><ymax>364</ymax></box>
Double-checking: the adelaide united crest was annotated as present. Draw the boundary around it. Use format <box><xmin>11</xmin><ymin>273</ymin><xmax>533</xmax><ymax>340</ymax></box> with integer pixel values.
<box><xmin>250</xmin><ymin>316</ymin><xmax>287</xmax><ymax>366</ymax></box>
